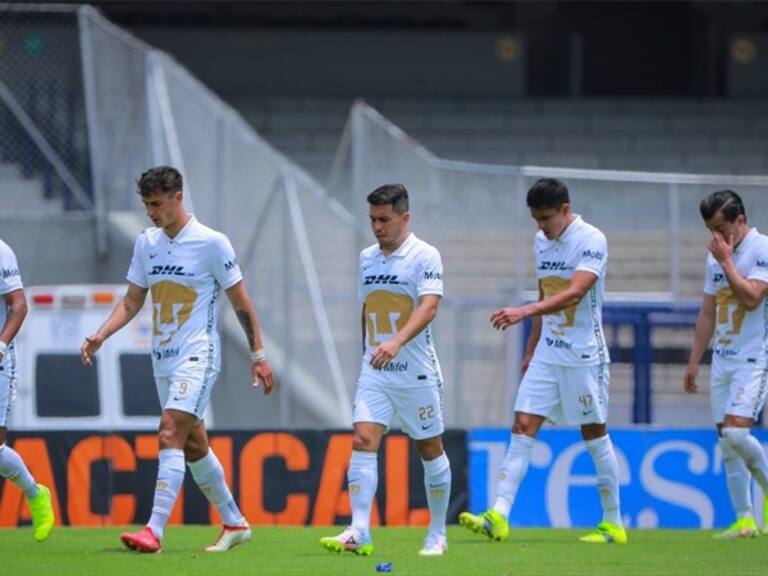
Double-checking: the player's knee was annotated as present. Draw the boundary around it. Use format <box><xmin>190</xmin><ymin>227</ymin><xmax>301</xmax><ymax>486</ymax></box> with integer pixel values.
<box><xmin>158</xmin><ymin>426</ymin><xmax>183</xmax><ymax>449</ymax></box>
<box><xmin>580</xmin><ymin>423</ymin><xmax>606</xmax><ymax>441</ymax></box>
<box><xmin>512</xmin><ymin>419</ymin><xmax>536</xmax><ymax>437</ymax></box>
<box><xmin>415</xmin><ymin>439</ymin><xmax>443</xmax><ymax>460</ymax></box>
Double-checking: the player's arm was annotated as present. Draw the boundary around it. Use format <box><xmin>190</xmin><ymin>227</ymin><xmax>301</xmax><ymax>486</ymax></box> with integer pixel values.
<box><xmin>520</xmin><ymin>284</ymin><xmax>544</xmax><ymax>374</ymax></box>
<box><xmin>710</xmin><ymin>232</ymin><xmax>768</xmax><ymax>310</ymax></box>
<box><xmin>225</xmin><ymin>281</ymin><xmax>275</xmax><ymax>395</ymax></box>
<box><xmin>491</xmin><ymin>271</ymin><xmax>598</xmax><ymax>330</ymax></box>
<box><xmin>369</xmin><ymin>294</ymin><xmax>440</xmax><ymax>370</ymax></box>
<box><xmin>361</xmin><ymin>304</ymin><xmax>366</xmax><ymax>354</ymax></box>
<box><xmin>81</xmin><ymin>283</ymin><xmax>147</xmax><ymax>365</ymax></box>
<box><xmin>684</xmin><ymin>295</ymin><xmax>716</xmax><ymax>394</ymax></box>
<box><xmin>0</xmin><ymin>289</ymin><xmax>27</xmax><ymax>359</ymax></box>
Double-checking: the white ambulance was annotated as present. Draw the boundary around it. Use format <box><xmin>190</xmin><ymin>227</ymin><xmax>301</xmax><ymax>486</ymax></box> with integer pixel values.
<box><xmin>12</xmin><ymin>285</ymin><xmax>212</xmax><ymax>430</ymax></box>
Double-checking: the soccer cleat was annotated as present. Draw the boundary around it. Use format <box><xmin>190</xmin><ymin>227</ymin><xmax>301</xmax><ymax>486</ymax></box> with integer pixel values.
<box><xmin>458</xmin><ymin>509</ymin><xmax>509</xmax><ymax>542</ymax></box>
<box><xmin>763</xmin><ymin>496</ymin><xmax>768</xmax><ymax>535</ymax></box>
<box><xmin>28</xmin><ymin>484</ymin><xmax>54</xmax><ymax>542</ymax></box>
<box><xmin>714</xmin><ymin>518</ymin><xmax>759</xmax><ymax>539</ymax></box>
<box><xmin>418</xmin><ymin>532</ymin><xmax>447</xmax><ymax>556</ymax></box>
<box><xmin>319</xmin><ymin>527</ymin><xmax>374</xmax><ymax>556</ymax></box>
<box><xmin>205</xmin><ymin>524</ymin><xmax>252</xmax><ymax>552</ymax></box>
<box><xmin>120</xmin><ymin>526</ymin><xmax>162</xmax><ymax>553</ymax></box>
<box><xmin>579</xmin><ymin>521</ymin><xmax>628</xmax><ymax>544</ymax></box>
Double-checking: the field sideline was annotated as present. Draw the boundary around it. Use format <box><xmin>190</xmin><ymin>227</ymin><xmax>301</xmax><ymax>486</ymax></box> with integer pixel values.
<box><xmin>2</xmin><ymin>526</ymin><xmax>767</xmax><ymax>576</ymax></box>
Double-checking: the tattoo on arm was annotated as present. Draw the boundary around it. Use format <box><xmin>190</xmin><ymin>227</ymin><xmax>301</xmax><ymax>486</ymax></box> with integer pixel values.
<box><xmin>236</xmin><ymin>310</ymin><xmax>256</xmax><ymax>350</ymax></box>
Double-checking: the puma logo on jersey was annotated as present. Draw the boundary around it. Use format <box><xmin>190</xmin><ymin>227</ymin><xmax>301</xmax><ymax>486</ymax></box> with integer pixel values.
<box><xmin>149</xmin><ymin>265</ymin><xmax>192</xmax><ymax>277</ymax></box>
<box><xmin>364</xmin><ymin>274</ymin><xmax>403</xmax><ymax>285</ymax></box>
<box><xmin>538</xmin><ymin>261</ymin><xmax>572</xmax><ymax>272</ymax></box>
<box><xmin>713</xmin><ymin>273</ymin><xmax>724</xmax><ymax>282</ymax></box>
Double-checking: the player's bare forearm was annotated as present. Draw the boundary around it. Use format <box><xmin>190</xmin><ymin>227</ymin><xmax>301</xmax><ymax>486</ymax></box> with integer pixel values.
<box><xmin>0</xmin><ymin>289</ymin><xmax>27</xmax><ymax>345</ymax></box>
<box><xmin>226</xmin><ymin>282</ymin><xmax>264</xmax><ymax>351</ymax></box>
<box><xmin>390</xmin><ymin>295</ymin><xmax>440</xmax><ymax>348</ymax></box>
<box><xmin>95</xmin><ymin>285</ymin><xmax>146</xmax><ymax>340</ymax></box>
<box><xmin>687</xmin><ymin>297</ymin><xmax>715</xmax><ymax>368</ymax></box>
<box><xmin>720</xmin><ymin>260</ymin><xmax>768</xmax><ymax>310</ymax></box>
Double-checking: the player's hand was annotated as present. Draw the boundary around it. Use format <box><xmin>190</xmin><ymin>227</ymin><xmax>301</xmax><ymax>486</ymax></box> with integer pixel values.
<box><xmin>520</xmin><ymin>354</ymin><xmax>533</xmax><ymax>375</ymax></box>
<box><xmin>370</xmin><ymin>339</ymin><xmax>401</xmax><ymax>370</ymax></box>
<box><xmin>708</xmin><ymin>231</ymin><xmax>734</xmax><ymax>265</ymax></box>
<box><xmin>683</xmin><ymin>364</ymin><xmax>699</xmax><ymax>394</ymax></box>
<box><xmin>81</xmin><ymin>334</ymin><xmax>104</xmax><ymax>366</ymax></box>
<box><xmin>252</xmin><ymin>360</ymin><xmax>275</xmax><ymax>396</ymax></box>
<box><xmin>491</xmin><ymin>307</ymin><xmax>526</xmax><ymax>330</ymax></box>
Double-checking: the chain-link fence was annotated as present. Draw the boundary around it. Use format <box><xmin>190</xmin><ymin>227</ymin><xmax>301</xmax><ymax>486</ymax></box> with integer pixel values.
<box><xmin>329</xmin><ymin>101</ymin><xmax>768</xmax><ymax>427</ymax></box>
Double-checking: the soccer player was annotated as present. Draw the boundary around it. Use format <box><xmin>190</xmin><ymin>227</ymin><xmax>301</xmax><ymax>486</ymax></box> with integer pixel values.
<box><xmin>459</xmin><ymin>178</ymin><xmax>626</xmax><ymax>544</ymax></box>
<box><xmin>320</xmin><ymin>184</ymin><xmax>451</xmax><ymax>557</ymax></box>
<box><xmin>684</xmin><ymin>189</ymin><xmax>768</xmax><ymax>539</ymax></box>
<box><xmin>81</xmin><ymin>166</ymin><xmax>274</xmax><ymax>553</ymax></box>
<box><xmin>0</xmin><ymin>239</ymin><xmax>54</xmax><ymax>542</ymax></box>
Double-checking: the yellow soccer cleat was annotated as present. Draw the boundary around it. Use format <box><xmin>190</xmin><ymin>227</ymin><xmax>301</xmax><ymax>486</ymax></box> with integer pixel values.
<box><xmin>579</xmin><ymin>521</ymin><xmax>627</xmax><ymax>544</ymax></box>
<box><xmin>28</xmin><ymin>484</ymin><xmax>54</xmax><ymax>542</ymax></box>
<box><xmin>319</xmin><ymin>528</ymin><xmax>374</xmax><ymax>556</ymax></box>
<box><xmin>459</xmin><ymin>509</ymin><xmax>509</xmax><ymax>542</ymax></box>
<box><xmin>763</xmin><ymin>496</ymin><xmax>768</xmax><ymax>535</ymax></box>
<box><xmin>714</xmin><ymin>517</ymin><xmax>759</xmax><ymax>539</ymax></box>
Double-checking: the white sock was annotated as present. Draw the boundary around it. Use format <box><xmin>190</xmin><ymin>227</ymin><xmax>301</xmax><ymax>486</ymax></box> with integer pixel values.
<box><xmin>0</xmin><ymin>443</ymin><xmax>38</xmax><ymax>500</ymax></box>
<box><xmin>493</xmin><ymin>434</ymin><xmax>534</xmax><ymax>518</ymax></box>
<box><xmin>584</xmin><ymin>435</ymin><xmax>622</xmax><ymax>526</ymax></box>
<box><xmin>422</xmin><ymin>453</ymin><xmax>451</xmax><ymax>537</ymax></box>
<box><xmin>347</xmin><ymin>450</ymin><xmax>377</xmax><ymax>536</ymax></box>
<box><xmin>188</xmin><ymin>449</ymin><xmax>245</xmax><ymax>527</ymax></box>
<box><xmin>147</xmin><ymin>448</ymin><xmax>185</xmax><ymax>540</ymax></box>
<box><xmin>719</xmin><ymin>437</ymin><xmax>753</xmax><ymax>519</ymax></box>
<box><xmin>722</xmin><ymin>427</ymin><xmax>768</xmax><ymax>492</ymax></box>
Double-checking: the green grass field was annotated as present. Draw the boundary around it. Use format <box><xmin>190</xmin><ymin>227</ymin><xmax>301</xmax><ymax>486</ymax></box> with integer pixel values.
<box><xmin>2</xmin><ymin>526</ymin><xmax>767</xmax><ymax>576</ymax></box>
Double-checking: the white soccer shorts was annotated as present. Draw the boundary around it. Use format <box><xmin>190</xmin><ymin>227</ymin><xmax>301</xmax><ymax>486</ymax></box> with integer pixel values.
<box><xmin>710</xmin><ymin>358</ymin><xmax>768</xmax><ymax>423</ymax></box>
<box><xmin>155</xmin><ymin>361</ymin><xmax>218</xmax><ymax>420</ymax></box>
<box><xmin>0</xmin><ymin>373</ymin><xmax>16</xmax><ymax>428</ymax></box>
<box><xmin>514</xmin><ymin>359</ymin><xmax>610</xmax><ymax>425</ymax></box>
<box><xmin>353</xmin><ymin>378</ymin><xmax>445</xmax><ymax>440</ymax></box>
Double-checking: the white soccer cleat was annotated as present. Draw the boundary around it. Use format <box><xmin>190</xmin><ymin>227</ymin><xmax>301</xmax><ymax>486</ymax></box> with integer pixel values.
<box><xmin>205</xmin><ymin>524</ymin><xmax>252</xmax><ymax>552</ymax></box>
<box><xmin>418</xmin><ymin>532</ymin><xmax>447</xmax><ymax>556</ymax></box>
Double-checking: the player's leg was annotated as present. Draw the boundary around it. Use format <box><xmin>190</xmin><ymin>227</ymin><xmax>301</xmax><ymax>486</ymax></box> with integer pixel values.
<box><xmin>0</xmin><ymin>376</ymin><xmax>54</xmax><ymax>542</ymax></box>
<box><xmin>320</xmin><ymin>380</ymin><xmax>390</xmax><ymax>556</ymax></box>
<box><xmin>186</xmin><ymin>421</ymin><xmax>251</xmax><ymax>551</ymax></box>
<box><xmin>564</xmin><ymin>364</ymin><xmax>626</xmax><ymax>544</ymax></box>
<box><xmin>460</xmin><ymin>360</ymin><xmax>555</xmax><ymax>542</ymax></box>
<box><xmin>121</xmin><ymin>375</ymin><xmax>198</xmax><ymax>553</ymax></box>
<box><xmin>720</xmin><ymin>364</ymin><xmax>768</xmax><ymax>506</ymax></box>
<box><xmin>399</xmin><ymin>381</ymin><xmax>450</xmax><ymax>555</ymax></box>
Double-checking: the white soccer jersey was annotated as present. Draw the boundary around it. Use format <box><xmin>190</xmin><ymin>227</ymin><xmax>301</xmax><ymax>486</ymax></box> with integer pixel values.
<box><xmin>704</xmin><ymin>228</ymin><xmax>768</xmax><ymax>364</ymax></box>
<box><xmin>532</xmin><ymin>215</ymin><xmax>610</xmax><ymax>367</ymax></box>
<box><xmin>127</xmin><ymin>216</ymin><xmax>243</xmax><ymax>377</ymax></box>
<box><xmin>0</xmin><ymin>239</ymin><xmax>22</xmax><ymax>375</ymax></box>
<box><xmin>358</xmin><ymin>233</ymin><xmax>444</xmax><ymax>387</ymax></box>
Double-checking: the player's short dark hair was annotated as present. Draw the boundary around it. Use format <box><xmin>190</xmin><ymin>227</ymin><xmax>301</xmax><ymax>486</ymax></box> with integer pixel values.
<box><xmin>136</xmin><ymin>166</ymin><xmax>183</xmax><ymax>197</ymax></box>
<box><xmin>699</xmin><ymin>189</ymin><xmax>746</xmax><ymax>223</ymax></box>
<box><xmin>367</xmin><ymin>183</ymin><xmax>409</xmax><ymax>214</ymax></box>
<box><xmin>526</xmin><ymin>178</ymin><xmax>570</xmax><ymax>209</ymax></box>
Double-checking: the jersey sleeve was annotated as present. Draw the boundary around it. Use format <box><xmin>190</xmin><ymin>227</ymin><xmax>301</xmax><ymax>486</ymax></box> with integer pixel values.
<box><xmin>703</xmin><ymin>257</ymin><xmax>717</xmax><ymax>295</ymax></box>
<box><xmin>358</xmin><ymin>252</ymin><xmax>366</xmax><ymax>303</ymax></box>
<box><xmin>126</xmin><ymin>234</ymin><xmax>148</xmax><ymax>288</ymax></box>
<box><xmin>209</xmin><ymin>233</ymin><xmax>244</xmax><ymax>290</ymax></box>
<box><xmin>575</xmin><ymin>232</ymin><xmax>608</xmax><ymax>277</ymax></box>
<box><xmin>747</xmin><ymin>239</ymin><xmax>768</xmax><ymax>284</ymax></box>
<box><xmin>416</xmin><ymin>247</ymin><xmax>444</xmax><ymax>297</ymax></box>
<box><xmin>0</xmin><ymin>243</ymin><xmax>23</xmax><ymax>295</ymax></box>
